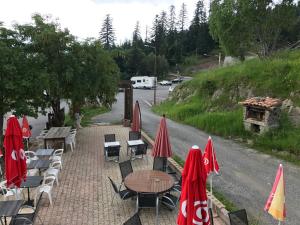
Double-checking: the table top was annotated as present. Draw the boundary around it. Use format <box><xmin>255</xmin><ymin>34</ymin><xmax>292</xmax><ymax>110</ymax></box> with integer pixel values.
<box><xmin>104</xmin><ymin>141</ymin><xmax>120</xmax><ymax>148</ymax></box>
<box><xmin>0</xmin><ymin>200</ymin><xmax>23</xmax><ymax>217</ymax></box>
<box><xmin>27</xmin><ymin>159</ymin><xmax>51</xmax><ymax>170</ymax></box>
<box><xmin>127</xmin><ymin>140</ymin><xmax>144</xmax><ymax>146</ymax></box>
<box><xmin>44</xmin><ymin>127</ymin><xmax>71</xmax><ymax>139</ymax></box>
<box><xmin>35</xmin><ymin>148</ymin><xmax>54</xmax><ymax>156</ymax></box>
<box><xmin>124</xmin><ymin>170</ymin><xmax>174</xmax><ymax>194</ymax></box>
<box><xmin>20</xmin><ymin>176</ymin><xmax>43</xmax><ymax>188</ymax></box>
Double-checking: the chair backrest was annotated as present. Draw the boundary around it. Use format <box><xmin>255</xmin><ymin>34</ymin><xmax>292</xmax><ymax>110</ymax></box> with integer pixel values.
<box><xmin>25</xmin><ymin>151</ymin><xmax>37</xmax><ymax>158</ymax></box>
<box><xmin>119</xmin><ymin>160</ymin><xmax>133</xmax><ymax>181</ymax></box>
<box><xmin>50</xmin><ymin>161</ymin><xmax>62</xmax><ymax>170</ymax></box>
<box><xmin>123</xmin><ymin>213</ymin><xmax>142</xmax><ymax>225</ymax></box>
<box><xmin>153</xmin><ymin>157</ymin><xmax>167</xmax><ymax>172</ymax></box>
<box><xmin>138</xmin><ymin>193</ymin><xmax>157</xmax><ymax>208</ymax></box>
<box><xmin>53</xmin><ymin>149</ymin><xmax>64</xmax><ymax>157</ymax></box>
<box><xmin>104</xmin><ymin>134</ymin><xmax>116</xmax><ymax>142</ymax></box>
<box><xmin>228</xmin><ymin>209</ymin><xmax>249</xmax><ymax>225</ymax></box>
<box><xmin>42</xmin><ymin>175</ymin><xmax>56</xmax><ymax>187</ymax></box>
<box><xmin>106</xmin><ymin>146</ymin><xmax>120</xmax><ymax>157</ymax></box>
<box><xmin>108</xmin><ymin>177</ymin><xmax>119</xmax><ymax>194</ymax></box>
<box><xmin>135</xmin><ymin>143</ymin><xmax>148</xmax><ymax>155</ymax></box>
<box><xmin>129</xmin><ymin>131</ymin><xmax>140</xmax><ymax>140</ymax></box>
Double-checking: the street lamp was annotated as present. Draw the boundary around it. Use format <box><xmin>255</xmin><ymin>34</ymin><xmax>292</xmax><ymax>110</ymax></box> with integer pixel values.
<box><xmin>145</xmin><ymin>44</ymin><xmax>157</xmax><ymax>105</ymax></box>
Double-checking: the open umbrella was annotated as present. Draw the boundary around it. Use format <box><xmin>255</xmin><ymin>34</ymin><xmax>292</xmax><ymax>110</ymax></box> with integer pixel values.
<box><xmin>203</xmin><ymin>136</ymin><xmax>220</xmax><ymax>208</ymax></box>
<box><xmin>4</xmin><ymin>115</ymin><xmax>27</xmax><ymax>188</ymax></box>
<box><xmin>178</xmin><ymin>145</ymin><xmax>210</xmax><ymax>225</ymax></box>
<box><xmin>264</xmin><ymin>164</ymin><xmax>286</xmax><ymax>225</ymax></box>
<box><xmin>131</xmin><ymin>100</ymin><xmax>141</xmax><ymax>133</ymax></box>
<box><xmin>22</xmin><ymin>115</ymin><xmax>31</xmax><ymax>150</ymax></box>
<box><xmin>152</xmin><ymin>114</ymin><xmax>172</xmax><ymax>158</ymax></box>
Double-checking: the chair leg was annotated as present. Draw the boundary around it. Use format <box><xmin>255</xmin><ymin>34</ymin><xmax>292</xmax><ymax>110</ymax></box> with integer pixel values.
<box><xmin>111</xmin><ymin>193</ymin><xmax>116</xmax><ymax>206</ymax></box>
<box><xmin>37</xmin><ymin>215</ymin><xmax>44</xmax><ymax>225</ymax></box>
<box><xmin>47</xmin><ymin>192</ymin><xmax>53</xmax><ymax>206</ymax></box>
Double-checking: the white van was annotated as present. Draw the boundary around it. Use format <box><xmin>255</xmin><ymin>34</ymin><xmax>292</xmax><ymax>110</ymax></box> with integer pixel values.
<box><xmin>130</xmin><ymin>76</ymin><xmax>156</xmax><ymax>89</ymax></box>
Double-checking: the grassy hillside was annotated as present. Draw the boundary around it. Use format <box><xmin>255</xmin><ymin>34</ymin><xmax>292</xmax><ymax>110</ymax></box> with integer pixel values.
<box><xmin>154</xmin><ymin>50</ymin><xmax>300</xmax><ymax>163</ymax></box>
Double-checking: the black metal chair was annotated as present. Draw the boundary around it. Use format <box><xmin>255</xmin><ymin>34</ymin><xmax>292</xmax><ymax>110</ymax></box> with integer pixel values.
<box><xmin>153</xmin><ymin>157</ymin><xmax>167</xmax><ymax>172</ymax></box>
<box><xmin>119</xmin><ymin>160</ymin><xmax>133</xmax><ymax>182</ymax></box>
<box><xmin>10</xmin><ymin>192</ymin><xmax>44</xmax><ymax>225</ymax></box>
<box><xmin>228</xmin><ymin>209</ymin><xmax>249</xmax><ymax>225</ymax></box>
<box><xmin>127</xmin><ymin>131</ymin><xmax>141</xmax><ymax>155</ymax></box>
<box><xmin>104</xmin><ymin>134</ymin><xmax>116</xmax><ymax>142</ymax></box>
<box><xmin>105</xmin><ymin>145</ymin><xmax>120</xmax><ymax>162</ymax></box>
<box><xmin>137</xmin><ymin>193</ymin><xmax>158</xmax><ymax>209</ymax></box>
<box><xmin>171</xmin><ymin>176</ymin><xmax>182</xmax><ymax>193</ymax></box>
<box><xmin>161</xmin><ymin>192</ymin><xmax>180</xmax><ymax>211</ymax></box>
<box><xmin>108</xmin><ymin>177</ymin><xmax>136</xmax><ymax>205</ymax></box>
<box><xmin>131</xmin><ymin>143</ymin><xmax>148</xmax><ymax>160</ymax></box>
<box><xmin>123</xmin><ymin>213</ymin><xmax>142</xmax><ymax>225</ymax></box>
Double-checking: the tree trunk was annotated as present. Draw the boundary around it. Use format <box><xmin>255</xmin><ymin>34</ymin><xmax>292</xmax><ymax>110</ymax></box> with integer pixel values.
<box><xmin>0</xmin><ymin>114</ymin><xmax>4</xmax><ymax>150</ymax></box>
<box><xmin>51</xmin><ymin>99</ymin><xmax>65</xmax><ymax>127</ymax></box>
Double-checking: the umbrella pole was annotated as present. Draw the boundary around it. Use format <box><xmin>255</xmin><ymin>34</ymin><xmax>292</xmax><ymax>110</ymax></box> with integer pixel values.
<box><xmin>278</xmin><ymin>221</ymin><xmax>281</xmax><ymax>225</ymax></box>
<box><xmin>210</xmin><ymin>175</ymin><xmax>213</xmax><ymax>209</ymax></box>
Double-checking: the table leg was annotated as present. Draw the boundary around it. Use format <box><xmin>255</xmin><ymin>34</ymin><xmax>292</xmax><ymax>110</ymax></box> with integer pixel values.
<box><xmin>27</xmin><ymin>187</ymin><xmax>30</xmax><ymax>202</ymax></box>
<box><xmin>4</xmin><ymin>217</ymin><xmax>7</xmax><ymax>225</ymax></box>
<box><xmin>156</xmin><ymin>196</ymin><xmax>159</xmax><ymax>225</ymax></box>
<box><xmin>136</xmin><ymin>195</ymin><xmax>139</xmax><ymax>213</ymax></box>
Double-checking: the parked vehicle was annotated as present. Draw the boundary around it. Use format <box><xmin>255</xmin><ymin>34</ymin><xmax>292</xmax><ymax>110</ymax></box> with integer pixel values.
<box><xmin>130</xmin><ymin>76</ymin><xmax>156</xmax><ymax>89</ymax></box>
<box><xmin>158</xmin><ymin>80</ymin><xmax>172</xmax><ymax>86</ymax></box>
<box><xmin>171</xmin><ymin>77</ymin><xmax>183</xmax><ymax>83</ymax></box>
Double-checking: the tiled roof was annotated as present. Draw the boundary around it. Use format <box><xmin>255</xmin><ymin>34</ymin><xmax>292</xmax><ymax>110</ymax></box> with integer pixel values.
<box><xmin>239</xmin><ymin>97</ymin><xmax>282</xmax><ymax>109</ymax></box>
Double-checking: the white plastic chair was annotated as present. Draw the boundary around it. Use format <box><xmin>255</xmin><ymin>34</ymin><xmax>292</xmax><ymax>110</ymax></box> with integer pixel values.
<box><xmin>65</xmin><ymin>136</ymin><xmax>74</xmax><ymax>152</ymax></box>
<box><xmin>25</xmin><ymin>151</ymin><xmax>39</xmax><ymax>164</ymax></box>
<box><xmin>50</xmin><ymin>149</ymin><xmax>64</xmax><ymax>168</ymax></box>
<box><xmin>45</xmin><ymin>161</ymin><xmax>62</xmax><ymax>186</ymax></box>
<box><xmin>0</xmin><ymin>180</ymin><xmax>23</xmax><ymax>200</ymax></box>
<box><xmin>36</xmin><ymin>174</ymin><xmax>56</xmax><ymax>206</ymax></box>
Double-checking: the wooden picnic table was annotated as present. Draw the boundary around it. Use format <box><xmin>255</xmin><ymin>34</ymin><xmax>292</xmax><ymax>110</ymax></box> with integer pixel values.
<box><xmin>44</xmin><ymin>127</ymin><xmax>71</xmax><ymax>150</ymax></box>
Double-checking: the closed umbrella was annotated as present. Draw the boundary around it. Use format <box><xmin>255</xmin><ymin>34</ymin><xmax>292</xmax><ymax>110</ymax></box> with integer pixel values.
<box><xmin>264</xmin><ymin>164</ymin><xmax>286</xmax><ymax>225</ymax></box>
<box><xmin>152</xmin><ymin>114</ymin><xmax>172</xmax><ymax>157</ymax></box>
<box><xmin>131</xmin><ymin>100</ymin><xmax>141</xmax><ymax>133</ymax></box>
<box><xmin>4</xmin><ymin>115</ymin><xmax>27</xmax><ymax>188</ymax></box>
<box><xmin>178</xmin><ymin>145</ymin><xmax>210</xmax><ymax>225</ymax></box>
<box><xmin>22</xmin><ymin>115</ymin><xmax>31</xmax><ymax>150</ymax></box>
<box><xmin>203</xmin><ymin>136</ymin><xmax>220</xmax><ymax>208</ymax></box>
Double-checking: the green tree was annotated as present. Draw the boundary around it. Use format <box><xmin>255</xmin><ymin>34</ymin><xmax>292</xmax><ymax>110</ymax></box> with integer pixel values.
<box><xmin>100</xmin><ymin>14</ymin><xmax>116</xmax><ymax>49</ymax></box>
<box><xmin>0</xmin><ymin>23</ymin><xmax>47</xmax><ymax>146</ymax></box>
<box><xmin>132</xmin><ymin>21</ymin><xmax>144</xmax><ymax>48</ymax></box>
<box><xmin>17</xmin><ymin>14</ymin><xmax>75</xmax><ymax>126</ymax></box>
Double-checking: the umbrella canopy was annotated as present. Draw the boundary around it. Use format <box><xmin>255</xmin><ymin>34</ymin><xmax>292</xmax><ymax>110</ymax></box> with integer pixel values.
<box><xmin>4</xmin><ymin>115</ymin><xmax>27</xmax><ymax>188</ymax></box>
<box><xmin>203</xmin><ymin>136</ymin><xmax>219</xmax><ymax>175</ymax></box>
<box><xmin>22</xmin><ymin>116</ymin><xmax>31</xmax><ymax>139</ymax></box>
<box><xmin>264</xmin><ymin>164</ymin><xmax>286</xmax><ymax>222</ymax></box>
<box><xmin>131</xmin><ymin>100</ymin><xmax>141</xmax><ymax>132</ymax></box>
<box><xmin>178</xmin><ymin>145</ymin><xmax>210</xmax><ymax>225</ymax></box>
<box><xmin>152</xmin><ymin>115</ymin><xmax>172</xmax><ymax>157</ymax></box>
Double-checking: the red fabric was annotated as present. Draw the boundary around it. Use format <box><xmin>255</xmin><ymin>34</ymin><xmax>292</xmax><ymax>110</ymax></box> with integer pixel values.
<box><xmin>203</xmin><ymin>136</ymin><xmax>219</xmax><ymax>175</ymax></box>
<box><xmin>131</xmin><ymin>101</ymin><xmax>141</xmax><ymax>132</ymax></box>
<box><xmin>22</xmin><ymin>116</ymin><xmax>31</xmax><ymax>138</ymax></box>
<box><xmin>178</xmin><ymin>147</ymin><xmax>210</xmax><ymax>225</ymax></box>
<box><xmin>152</xmin><ymin>115</ymin><xmax>172</xmax><ymax>157</ymax></box>
<box><xmin>4</xmin><ymin>116</ymin><xmax>27</xmax><ymax>188</ymax></box>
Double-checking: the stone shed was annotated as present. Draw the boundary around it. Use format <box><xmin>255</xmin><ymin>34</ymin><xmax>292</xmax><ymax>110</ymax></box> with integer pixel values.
<box><xmin>239</xmin><ymin>97</ymin><xmax>282</xmax><ymax>134</ymax></box>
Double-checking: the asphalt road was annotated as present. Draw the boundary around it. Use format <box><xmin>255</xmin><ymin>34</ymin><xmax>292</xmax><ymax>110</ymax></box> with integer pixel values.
<box><xmin>93</xmin><ymin>85</ymin><xmax>300</xmax><ymax>225</ymax></box>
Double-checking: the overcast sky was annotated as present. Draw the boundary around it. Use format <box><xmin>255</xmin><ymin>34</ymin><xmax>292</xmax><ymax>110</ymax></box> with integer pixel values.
<box><xmin>0</xmin><ymin>0</ymin><xmax>209</xmax><ymax>43</ymax></box>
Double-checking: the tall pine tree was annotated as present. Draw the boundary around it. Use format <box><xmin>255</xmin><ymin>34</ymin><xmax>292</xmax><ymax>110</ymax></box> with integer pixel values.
<box><xmin>100</xmin><ymin>14</ymin><xmax>115</xmax><ymax>49</ymax></box>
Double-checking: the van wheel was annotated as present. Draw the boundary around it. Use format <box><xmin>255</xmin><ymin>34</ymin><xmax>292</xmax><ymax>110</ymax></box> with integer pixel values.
<box><xmin>144</xmin><ymin>86</ymin><xmax>146</xmax><ymax>89</ymax></box>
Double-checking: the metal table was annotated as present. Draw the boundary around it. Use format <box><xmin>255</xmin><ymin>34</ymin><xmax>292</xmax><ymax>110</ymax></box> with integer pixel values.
<box><xmin>124</xmin><ymin>170</ymin><xmax>174</xmax><ymax>225</ymax></box>
<box><xmin>20</xmin><ymin>176</ymin><xmax>43</xmax><ymax>206</ymax></box>
<box><xmin>43</xmin><ymin>127</ymin><xmax>71</xmax><ymax>150</ymax></box>
<box><xmin>0</xmin><ymin>200</ymin><xmax>23</xmax><ymax>225</ymax></box>
<box><xmin>127</xmin><ymin>139</ymin><xmax>144</xmax><ymax>156</ymax></box>
<box><xmin>27</xmin><ymin>159</ymin><xmax>51</xmax><ymax>175</ymax></box>
<box><xmin>35</xmin><ymin>148</ymin><xmax>54</xmax><ymax>157</ymax></box>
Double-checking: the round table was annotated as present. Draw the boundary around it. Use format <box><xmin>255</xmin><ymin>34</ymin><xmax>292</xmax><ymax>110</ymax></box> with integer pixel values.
<box><xmin>124</xmin><ymin>170</ymin><xmax>174</xmax><ymax>193</ymax></box>
<box><xmin>124</xmin><ymin>170</ymin><xmax>175</xmax><ymax>225</ymax></box>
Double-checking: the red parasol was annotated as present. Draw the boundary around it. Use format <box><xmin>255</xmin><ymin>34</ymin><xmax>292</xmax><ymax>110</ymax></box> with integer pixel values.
<box><xmin>21</xmin><ymin>115</ymin><xmax>31</xmax><ymax>138</ymax></box>
<box><xmin>178</xmin><ymin>145</ymin><xmax>210</xmax><ymax>225</ymax></box>
<box><xmin>131</xmin><ymin>100</ymin><xmax>141</xmax><ymax>132</ymax></box>
<box><xmin>4</xmin><ymin>115</ymin><xmax>27</xmax><ymax>188</ymax></box>
<box><xmin>203</xmin><ymin>136</ymin><xmax>219</xmax><ymax>175</ymax></box>
<box><xmin>152</xmin><ymin>114</ymin><xmax>172</xmax><ymax>157</ymax></box>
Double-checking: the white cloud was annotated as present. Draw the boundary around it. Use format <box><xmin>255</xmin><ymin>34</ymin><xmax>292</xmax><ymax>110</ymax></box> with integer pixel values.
<box><xmin>0</xmin><ymin>0</ymin><xmax>210</xmax><ymax>43</ymax></box>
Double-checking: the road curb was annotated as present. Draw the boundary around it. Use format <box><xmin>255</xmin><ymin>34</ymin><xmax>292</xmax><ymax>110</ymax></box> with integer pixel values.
<box><xmin>141</xmin><ymin>129</ymin><xmax>230</xmax><ymax>225</ymax></box>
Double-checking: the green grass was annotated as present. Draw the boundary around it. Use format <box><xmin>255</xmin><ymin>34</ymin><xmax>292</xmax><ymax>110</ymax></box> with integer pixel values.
<box><xmin>154</xmin><ymin>49</ymin><xmax>300</xmax><ymax>163</ymax></box>
<box><xmin>64</xmin><ymin>105</ymin><xmax>109</xmax><ymax>127</ymax></box>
